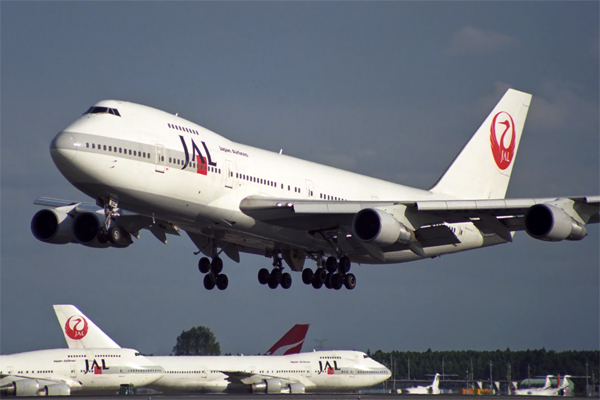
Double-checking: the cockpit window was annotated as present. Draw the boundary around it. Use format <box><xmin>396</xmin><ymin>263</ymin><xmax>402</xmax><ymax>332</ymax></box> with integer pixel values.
<box><xmin>84</xmin><ymin>106</ymin><xmax>121</xmax><ymax>117</ymax></box>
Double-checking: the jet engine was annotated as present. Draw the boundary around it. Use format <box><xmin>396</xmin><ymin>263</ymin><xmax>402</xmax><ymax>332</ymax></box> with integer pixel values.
<box><xmin>1</xmin><ymin>379</ymin><xmax>43</xmax><ymax>396</ymax></box>
<box><xmin>31</xmin><ymin>209</ymin><xmax>74</xmax><ymax>244</ymax></box>
<box><xmin>73</xmin><ymin>212</ymin><xmax>132</xmax><ymax>248</ymax></box>
<box><xmin>250</xmin><ymin>379</ymin><xmax>305</xmax><ymax>394</ymax></box>
<box><xmin>525</xmin><ymin>204</ymin><xmax>586</xmax><ymax>241</ymax></box>
<box><xmin>41</xmin><ymin>383</ymin><xmax>71</xmax><ymax>396</ymax></box>
<box><xmin>352</xmin><ymin>208</ymin><xmax>415</xmax><ymax>246</ymax></box>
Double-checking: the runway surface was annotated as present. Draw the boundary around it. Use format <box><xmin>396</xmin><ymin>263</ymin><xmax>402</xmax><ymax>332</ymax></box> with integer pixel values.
<box><xmin>29</xmin><ymin>395</ymin><xmax>587</xmax><ymax>400</ymax></box>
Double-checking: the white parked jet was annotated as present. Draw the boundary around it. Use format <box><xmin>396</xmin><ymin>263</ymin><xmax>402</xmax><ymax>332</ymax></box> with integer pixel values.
<box><xmin>31</xmin><ymin>89</ymin><xmax>599</xmax><ymax>290</ymax></box>
<box><xmin>400</xmin><ymin>373</ymin><xmax>441</xmax><ymax>394</ymax></box>
<box><xmin>53</xmin><ymin>305</ymin><xmax>390</xmax><ymax>394</ymax></box>
<box><xmin>0</xmin><ymin>324</ymin><xmax>163</xmax><ymax>397</ymax></box>
<box><xmin>515</xmin><ymin>375</ymin><xmax>572</xmax><ymax>396</ymax></box>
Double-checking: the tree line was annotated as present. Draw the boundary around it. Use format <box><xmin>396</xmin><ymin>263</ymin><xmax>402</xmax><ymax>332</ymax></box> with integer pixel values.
<box><xmin>367</xmin><ymin>348</ymin><xmax>599</xmax><ymax>382</ymax></box>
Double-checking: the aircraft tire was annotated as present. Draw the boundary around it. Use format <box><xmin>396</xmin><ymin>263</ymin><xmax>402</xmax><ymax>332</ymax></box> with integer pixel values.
<box><xmin>331</xmin><ymin>273</ymin><xmax>343</xmax><ymax>290</ymax></box>
<box><xmin>312</xmin><ymin>278</ymin><xmax>323</xmax><ymax>289</ymax></box>
<box><xmin>344</xmin><ymin>273</ymin><xmax>356</xmax><ymax>290</ymax></box>
<box><xmin>325</xmin><ymin>256</ymin><xmax>337</xmax><ymax>273</ymax></box>
<box><xmin>198</xmin><ymin>257</ymin><xmax>211</xmax><ymax>274</ymax></box>
<box><xmin>204</xmin><ymin>274</ymin><xmax>215</xmax><ymax>290</ymax></box>
<box><xmin>301</xmin><ymin>268</ymin><xmax>313</xmax><ymax>285</ymax></box>
<box><xmin>339</xmin><ymin>256</ymin><xmax>351</xmax><ymax>274</ymax></box>
<box><xmin>270</xmin><ymin>268</ymin><xmax>282</xmax><ymax>283</ymax></box>
<box><xmin>268</xmin><ymin>274</ymin><xmax>279</xmax><ymax>289</ymax></box>
<box><xmin>211</xmin><ymin>257</ymin><xmax>223</xmax><ymax>274</ymax></box>
<box><xmin>97</xmin><ymin>229</ymin><xmax>109</xmax><ymax>244</ymax></box>
<box><xmin>325</xmin><ymin>272</ymin><xmax>333</xmax><ymax>289</ymax></box>
<box><xmin>281</xmin><ymin>273</ymin><xmax>292</xmax><ymax>289</ymax></box>
<box><xmin>216</xmin><ymin>274</ymin><xmax>228</xmax><ymax>290</ymax></box>
<box><xmin>258</xmin><ymin>268</ymin><xmax>270</xmax><ymax>285</ymax></box>
<box><xmin>108</xmin><ymin>226</ymin><xmax>123</xmax><ymax>245</ymax></box>
<box><xmin>314</xmin><ymin>268</ymin><xmax>327</xmax><ymax>284</ymax></box>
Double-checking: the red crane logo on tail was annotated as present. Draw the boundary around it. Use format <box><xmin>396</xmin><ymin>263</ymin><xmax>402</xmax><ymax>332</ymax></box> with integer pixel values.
<box><xmin>490</xmin><ymin>111</ymin><xmax>516</xmax><ymax>170</ymax></box>
<box><xmin>65</xmin><ymin>315</ymin><xmax>89</xmax><ymax>340</ymax></box>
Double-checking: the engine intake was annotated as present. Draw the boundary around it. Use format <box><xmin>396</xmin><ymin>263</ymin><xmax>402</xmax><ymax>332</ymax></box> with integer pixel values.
<box><xmin>352</xmin><ymin>208</ymin><xmax>415</xmax><ymax>246</ymax></box>
<box><xmin>251</xmin><ymin>378</ymin><xmax>282</xmax><ymax>394</ymax></box>
<box><xmin>525</xmin><ymin>204</ymin><xmax>586</xmax><ymax>241</ymax></box>
<box><xmin>31</xmin><ymin>209</ymin><xmax>74</xmax><ymax>244</ymax></box>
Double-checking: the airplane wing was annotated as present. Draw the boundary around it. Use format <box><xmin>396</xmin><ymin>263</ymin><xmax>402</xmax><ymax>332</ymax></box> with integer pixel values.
<box><xmin>219</xmin><ymin>370</ymin><xmax>312</xmax><ymax>393</ymax></box>
<box><xmin>240</xmin><ymin>195</ymin><xmax>599</xmax><ymax>259</ymax></box>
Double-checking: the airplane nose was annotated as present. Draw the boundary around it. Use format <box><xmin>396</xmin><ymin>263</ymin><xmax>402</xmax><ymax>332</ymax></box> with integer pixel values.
<box><xmin>50</xmin><ymin>131</ymin><xmax>79</xmax><ymax>162</ymax></box>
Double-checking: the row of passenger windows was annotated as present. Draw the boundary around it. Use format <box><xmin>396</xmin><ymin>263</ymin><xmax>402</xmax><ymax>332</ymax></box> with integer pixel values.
<box><xmin>6</xmin><ymin>370</ymin><xmax>54</xmax><ymax>374</ymax></box>
<box><xmin>86</xmin><ymin>142</ymin><xmax>151</xmax><ymax>159</ymax></box>
<box><xmin>168</xmin><ymin>123</ymin><xmax>200</xmax><ymax>135</ymax></box>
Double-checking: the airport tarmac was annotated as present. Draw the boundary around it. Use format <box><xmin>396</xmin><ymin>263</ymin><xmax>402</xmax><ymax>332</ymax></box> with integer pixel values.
<box><xmin>26</xmin><ymin>395</ymin><xmax>585</xmax><ymax>400</ymax></box>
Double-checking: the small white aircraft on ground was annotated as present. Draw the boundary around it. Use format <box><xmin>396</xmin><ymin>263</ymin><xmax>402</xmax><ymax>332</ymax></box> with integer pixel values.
<box><xmin>515</xmin><ymin>375</ymin><xmax>573</xmax><ymax>396</ymax></box>
<box><xmin>31</xmin><ymin>89</ymin><xmax>599</xmax><ymax>290</ymax></box>
<box><xmin>53</xmin><ymin>305</ymin><xmax>390</xmax><ymax>394</ymax></box>
<box><xmin>399</xmin><ymin>373</ymin><xmax>441</xmax><ymax>394</ymax></box>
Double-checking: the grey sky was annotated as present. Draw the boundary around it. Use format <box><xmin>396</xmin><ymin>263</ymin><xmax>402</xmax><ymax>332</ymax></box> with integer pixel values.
<box><xmin>1</xmin><ymin>2</ymin><xmax>598</xmax><ymax>360</ymax></box>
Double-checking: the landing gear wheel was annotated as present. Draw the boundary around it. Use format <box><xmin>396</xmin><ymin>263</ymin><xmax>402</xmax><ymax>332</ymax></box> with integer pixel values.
<box><xmin>270</xmin><ymin>268</ymin><xmax>282</xmax><ymax>284</ymax></box>
<box><xmin>344</xmin><ymin>273</ymin><xmax>356</xmax><ymax>290</ymax></box>
<box><xmin>268</xmin><ymin>275</ymin><xmax>279</xmax><ymax>289</ymax></box>
<box><xmin>312</xmin><ymin>278</ymin><xmax>323</xmax><ymax>289</ymax></box>
<box><xmin>339</xmin><ymin>256</ymin><xmax>351</xmax><ymax>274</ymax></box>
<box><xmin>314</xmin><ymin>268</ymin><xmax>327</xmax><ymax>284</ymax></box>
<box><xmin>211</xmin><ymin>257</ymin><xmax>223</xmax><ymax>274</ymax></box>
<box><xmin>258</xmin><ymin>268</ymin><xmax>270</xmax><ymax>285</ymax></box>
<box><xmin>198</xmin><ymin>257</ymin><xmax>211</xmax><ymax>274</ymax></box>
<box><xmin>97</xmin><ymin>229</ymin><xmax>108</xmax><ymax>244</ymax></box>
<box><xmin>325</xmin><ymin>272</ymin><xmax>333</xmax><ymax>289</ymax></box>
<box><xmin>302</xmin><ymin>268</ymin><xmax>314</xmax><ymax>285</ymax></box>
<box><xmin>331</xmin><ymin>273</ymin><xmax>343</xmax><ymax>290</ymax></box>
<box><xmin>108</xmin><ymin>226</ymin><xmax>123</xmax><ymax>245</ymax></box>
<box><xmin>203</xmin><ymin>274</ymin><xmax>215</xmax><ymax>290</ymax></box>
<box><xmin>281</xmin><ymin>273</ymin><xmax>292</xmax><ymax>289</ymax></box>
<box><xmin>216</xmin><ymin>274</ymin><xmax>228</xmax><ymax>290</ymax></box>
<box><xmin>325</xmin><ymin>256</ymin><xmax>338</xmax><ymax>273</ymax></box>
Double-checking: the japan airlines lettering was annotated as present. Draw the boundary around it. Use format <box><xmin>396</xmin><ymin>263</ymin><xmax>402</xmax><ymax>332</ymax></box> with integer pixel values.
<box><xmin>178</xmin><ymin>135</ymin><xmax>216</xmax><ymax>173</ymax></box>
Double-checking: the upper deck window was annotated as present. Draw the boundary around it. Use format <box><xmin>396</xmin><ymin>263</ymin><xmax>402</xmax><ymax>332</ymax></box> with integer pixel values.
<box><xmin>84</xmin><ymin>106</ymin><xmax>121</xmax><ymax>117</ymax></box>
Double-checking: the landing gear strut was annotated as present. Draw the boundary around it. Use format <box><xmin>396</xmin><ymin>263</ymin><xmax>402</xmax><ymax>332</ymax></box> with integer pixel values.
<box><xmin>198</xmin><ymin>256</ymin><xmax>228</xmax><ymax>290</ymax></box>
<box><xmin>302</xmin><ymin>256</ymin><xmax>356</xmax><ymax>290</ymax></box>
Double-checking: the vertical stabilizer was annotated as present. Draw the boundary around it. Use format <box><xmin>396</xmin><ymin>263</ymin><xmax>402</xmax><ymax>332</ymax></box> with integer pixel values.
<box><xmin>264</xmin><ymin>324</ymin><xmax>309</xmax><ymax>355</ymax></box>
<box><xmin>430</xmin><ymin>89</ymin><xmax>532</xmax><ymax>199</ymax></box>
<box><xmin>53</xmin><ymin>304</ymin><xmax>121</xmax><ymax>349</ymax></box>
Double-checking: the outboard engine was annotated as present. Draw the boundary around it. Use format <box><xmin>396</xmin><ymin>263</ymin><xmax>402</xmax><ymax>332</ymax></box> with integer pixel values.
<box><xmin>31</xmin><ymin>209</ymin><xmax>75</xmax><ymax>244</ymax></box>
<box><xmin>352</xmin><ymin>208</ymin><xmax>415</xmax><ymax>246</ymax></box>
<box><xmin>525</xmin><ymin>204</ymin><xmax>586</xmax><ymax>241</ymax></box>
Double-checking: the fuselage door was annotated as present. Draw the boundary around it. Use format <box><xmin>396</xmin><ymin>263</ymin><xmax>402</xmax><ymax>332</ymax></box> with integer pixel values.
<box><xmin>201</xmin><ymin>366</ymin><xmax>207</xmax><ymax>379</ymax></box>
<box><xmin>224</xmin><ymin>159</ymin><xmax>234</xmax><ymax>189</ymax></box>
<box><xmin>155</xmin><ymin>144</ymin><xmax>165</xmax><ymax>173</ymax></box>
<box><xmin>305</xmin><ymin>180</ymin><xmax>314</xmax><ymax>199</ymax></box>
<box><xmin>70</xmin><ymin>365</ymin><xmax>77</xmax><ymax>379</ymax></box>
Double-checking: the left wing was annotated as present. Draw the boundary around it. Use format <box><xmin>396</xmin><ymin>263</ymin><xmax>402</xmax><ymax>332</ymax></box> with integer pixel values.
<box><xmin>0</xmin><ymin>375</ymin><xmax>80</xmax><ymax>396</ymax></box>
<box><xmin>240</xmin><ymin>195</ymin><xmax>599</xmax><ymax>254</ymax></box>
<box><xmin>220</xmin><ymin>370</ymin><xmax>311</xmax><ymax>394</ymax></box>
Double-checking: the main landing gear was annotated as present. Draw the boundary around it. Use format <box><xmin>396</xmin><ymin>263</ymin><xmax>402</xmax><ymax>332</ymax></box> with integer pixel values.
<box><xmin>301</xmin><ymin>256</ymin><xmax>356</xmax><ymax>290</ymax></box>
<box><xmin>198</xmin><ymin>257</ymin><xmax>228</xmax><ymax>290</ymax></box>
<box><xmin>257</xmin><ymin>254</ymin><xmax>292</xmax><ymax>290</ymax></box>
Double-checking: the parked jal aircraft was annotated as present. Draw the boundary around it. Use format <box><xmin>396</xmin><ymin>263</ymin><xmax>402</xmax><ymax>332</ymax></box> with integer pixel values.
<box><xmin>515</xmin><ymin>375</ymin><xmax>572</xmax><ymax>396</ymax></box>
<box><xmin>0</xmin><ymin>331</ymin><xmax>163</xmax><ymax>397</ymax></box>
<box><xmin>53</xmin><ymin>305</ymin><xmax>308</xmax><ymax>356</ymax></box>
<box><xmin>53</xmin><ymin>305</ymin><xmax>390</xmax><ymax>394</ymax></box>
<box><xmin>400</xmin><ymin>373</ymin><xmax>441</xmax><ymax>394</ymax></box>
<box><xmin>31</xmin><ymin>89</ymin><xmax>599</xmax><ymax>290</ymax></box>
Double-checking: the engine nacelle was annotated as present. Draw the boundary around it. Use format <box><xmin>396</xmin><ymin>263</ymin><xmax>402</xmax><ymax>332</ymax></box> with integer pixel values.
<box><xmin>6</xmin><ymin>379</ymin><xmax>44</xmax><ymax>396</ymax></box>
<box><xmin>251</xmin><ymin>378</ymin><xmax>282</xmax><ymax>394</ymax></box>
<box><xmin>72</xmin><ymin>212</ymin><xmax>131</xmax><ymax>248</ymax></box>
<box><xmin>288</xmin><ymin>382</ymin><xmax>306</xmax><ymax>394</ymax></box>
<box><xmin>352</xmin><ymin>208</ymin><xmax>415</xmax><ymax>246</ymax></box>
<box><xmin>31</xmin><ymin>209</ymin><xmax>75</xmax><ymax>244</ymax></box>
<box><xmin>42</xmin><ymin>383</ymin><xmax>71</xmax><ymax>396</ymax></box>
<box><xmin>525</xmin><ymin>204</ymin><xmax>587</xmax><ymax>241</ymax></box>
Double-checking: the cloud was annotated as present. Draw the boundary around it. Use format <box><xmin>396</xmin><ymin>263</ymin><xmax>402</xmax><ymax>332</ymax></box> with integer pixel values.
<box><xmin>444</xmin><ymin>26</ymin><xmax>518</xmax><ymax>55</ymax></box>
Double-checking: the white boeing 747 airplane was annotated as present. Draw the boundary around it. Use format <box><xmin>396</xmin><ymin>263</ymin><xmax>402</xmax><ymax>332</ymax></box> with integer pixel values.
<box><xmin>0</xmin><ymin>325</ymin><xmax>163</xmax><ymax>397</ymax></box>
<box><xmin>31</xmin><ymin>89</ymin><xmax>599</xmax><ymax>290</ymax></box>
<box><xmin>53</xmin><ymin>305</ymin><xmax>390</xmax><ymax>394</ymax></box>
